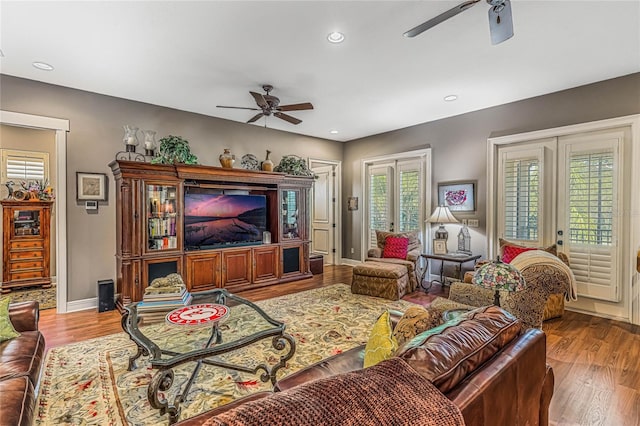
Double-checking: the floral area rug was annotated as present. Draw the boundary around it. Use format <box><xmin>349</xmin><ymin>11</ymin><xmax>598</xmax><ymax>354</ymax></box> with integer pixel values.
<box><xmin>6</xmin><ymin>284</ymin><xmax>56</xmax><ymax>310</ymax></box>
<box><xmin>35</xmin><ymin>284</ymin><xmax>415</xmax><ymax>425</ymax></box>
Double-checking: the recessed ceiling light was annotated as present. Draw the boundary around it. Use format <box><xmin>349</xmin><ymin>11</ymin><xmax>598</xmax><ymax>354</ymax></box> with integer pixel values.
<box><xmin>32</xmin><ymin>61</ymin><xmax>54</xmax><ymax>71</ymax></box>
<box><xmin>330</xmin><ymin>130</ymin><xmax>339</xmax><ymax>134</ymax></box>
<box><xmin>327</xmin><ymin>32</ymin><xmax>345</xmax><ymax>44</ymax></box>
<box><xmin>443</xmin><ymin>95</ymin><xmax>458</xmax><ymax>102</ymax></box>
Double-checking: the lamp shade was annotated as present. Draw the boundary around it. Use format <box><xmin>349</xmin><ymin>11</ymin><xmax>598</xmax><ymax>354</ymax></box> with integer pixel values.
<box><xmin>473</xmin><ymin>261</ymin><xmax>525</xmax><ymax>292</ymax></box>
<box><xmin>472</xmin><ymin>260</ymin><xmax>526</xmax><ymax>306</ymax></box>
<box><xmin>426</xmin><ymin>205</ymin><xmax>459</xmax><ymax>224</ymax></box>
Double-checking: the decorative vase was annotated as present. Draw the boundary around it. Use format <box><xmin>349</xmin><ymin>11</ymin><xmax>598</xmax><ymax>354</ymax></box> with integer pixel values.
<box><xmin>143</xmin><ymin>130</ymin><xmax>156</xmax><ymax>156</ymax></box>
<box><xmin>219</xmin><ymin>149</ymin><xmax>235</xmax><ymax>168</ymax></box>
<box><xmin>261</xmin><ymin>150</ymin><xmax>274</xmax><ymax>172</ymax></box>
<box><xmin>123</xmin><ymin>125</ymin><xmax>139</xmax><ymax>152</ymax></box>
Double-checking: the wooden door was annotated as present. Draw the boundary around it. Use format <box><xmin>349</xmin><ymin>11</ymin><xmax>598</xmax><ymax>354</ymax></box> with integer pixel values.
<box><xmin>184</xmin><ymin>252</ymin><xmax>221</xmax><ymax>292</ymax></box>
<box><xmin>222</xmin><ymin>248</ymin><xmax>251</xmax><ymax>287</ymax></box>
<box><xmin>253</xmin><ymin>245</ymin><xmax>279</xmax><ymax>283</ymax></box>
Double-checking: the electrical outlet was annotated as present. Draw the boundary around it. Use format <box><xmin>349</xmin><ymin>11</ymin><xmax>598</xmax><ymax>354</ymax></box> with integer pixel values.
<box><xmin>461</xmin><ymin>219</ymin><xmax>468</xmax><ymax>226</ymax></box>
<box><xmin>468</xmin><ymin>219</ymin><xmax>479</xmax><ymax>228</ymax></box>
<box><xmin>351</xmin><ymin>247</ymin><xmax>355</xmax><ymax>254</ymax></box>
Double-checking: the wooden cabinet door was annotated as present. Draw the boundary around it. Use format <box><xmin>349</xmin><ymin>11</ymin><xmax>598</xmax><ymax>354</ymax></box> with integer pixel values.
<box><xmin>222</xmin><ymin>249</ymin><xmax>251</xmax><ymax>287</ymax></box>
<box><xmin>253</xmin><ymin>245</ymin><xmax>279</xmax><ymax>283</ymax></box>
<box><xmin>185</xmin><ymin>252</ymin><xmax>221</xmax><ymax>292</ymax></box>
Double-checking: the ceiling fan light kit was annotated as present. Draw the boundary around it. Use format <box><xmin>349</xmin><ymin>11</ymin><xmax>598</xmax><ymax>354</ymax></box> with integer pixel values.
<box><xmin>217</xmin><ymin>85</ymin><xmax>313</xmax><ymax>126</ymax></box>
<box><xmin>404</xmin><ymin>0</ymin><xmax>514</xmax><ymax>45</ymax></box>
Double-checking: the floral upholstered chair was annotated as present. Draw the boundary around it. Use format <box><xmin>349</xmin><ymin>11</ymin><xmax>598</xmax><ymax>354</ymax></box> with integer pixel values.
<box><xmin>441</xmin><ymin>249</ymin><xmax>577</xmax><ymax>329</ymax></box>
<box><xmin>366</xmin><ymin>230</ymin><xmax>422</xmax><ymax>293</ymax></box>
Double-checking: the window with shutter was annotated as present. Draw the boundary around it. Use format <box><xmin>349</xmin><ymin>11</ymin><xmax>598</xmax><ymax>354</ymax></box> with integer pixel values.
<box><xmin>398</xmin><ymin>168</ymin><xmax>420</xmax><ymax>233</ymax></box>
<box><xmin>503</xmin><ymin>157</ymin><xmax>539</xmax><ymax>241</ymax></box>
<box><xmin>1</xmin><ymin>149</ymin><xmax>49</xmax><ymax>184</ymax></box>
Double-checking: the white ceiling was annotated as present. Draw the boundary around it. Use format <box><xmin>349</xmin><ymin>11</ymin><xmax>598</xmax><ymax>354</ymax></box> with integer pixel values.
<box><xmin>1</xmin><ymin>1</ymin><xmax>639</xmax><ymax>142</ymax></box>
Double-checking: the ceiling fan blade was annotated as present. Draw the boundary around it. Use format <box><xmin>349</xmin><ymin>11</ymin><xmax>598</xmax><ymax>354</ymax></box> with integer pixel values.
<box><xmin>277</xmin><ymin>102</ymin><xmax>314</xmax><ymax>112</ymax></box>
<box><xmin>274</xmin><ymin>112</ymin><xmax>302</xmax><ymax>125</ymax></box>
<box><xmin>488</xmin><ymin>0</ymin><xmax>514</xmax><ymax>45</ymax></box>
<box><xmin>217</xmin><ymin>105</ymin><xmax>261</xmax><ymax>110</ymax></box>
<box><xmin>250</xmin><ymin>91</ymin><xmax>269</xmax><ymax>109</ymax></box>
<box><xmin>247</xmin><ymin>113</ymin><xmax>264</xmax><ymax>124</ymax></box>
<box><xmin>404</xmin><ymin>0</ymin><xmax>481</xmax><ymax>38</ymax></box>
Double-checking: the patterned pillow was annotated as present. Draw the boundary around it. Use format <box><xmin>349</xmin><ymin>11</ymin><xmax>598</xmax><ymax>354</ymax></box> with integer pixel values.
<box><xmin>363</xmin><ymin>311</ymin><xmax>398</xmax><ymax>368</ymax></box>
<box><xmin>499</xmin><ymin>238</ymin><xmax>558</xmax><ymax>263</ymax></box>
<box><xmin>392</xmin><ymin>305</ymin><xmax>442</xmax><ymax>348</ymax></box>
<box><xmin>0</xmin><ymin>297</ymin><xmax>20</xmax><ymax>343</ymax></box>
<box><xmin>376</xmin><ymin>230</ymin><xmax>421</xmax><ymax>253</ymax></box>
<box><xmin>382</xmin><ymin>236</ymin><xmax>409</xmax><ymax>260</ymax></box>
<box><xmin>501</xmin><ymin>245</ymin><xmax>537</xmax><ymax>263</ymax></box>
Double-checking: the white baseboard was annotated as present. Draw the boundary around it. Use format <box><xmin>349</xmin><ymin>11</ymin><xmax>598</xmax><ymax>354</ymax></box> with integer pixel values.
<box><xmin>340</xmin><ymin>258</ymin><xmax>361</xmax><ymax>267</ymax></box>
<box><xmin>65</xmin><ymin>297</ymin><xmax>97</xmax><ymax>313</ymax></box>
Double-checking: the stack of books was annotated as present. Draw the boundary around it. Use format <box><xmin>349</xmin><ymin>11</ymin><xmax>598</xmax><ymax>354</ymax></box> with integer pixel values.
<box><xmin>137</xmin><ymin>286</ymin><xmax>192</xmax><ymax>323</ymax></box>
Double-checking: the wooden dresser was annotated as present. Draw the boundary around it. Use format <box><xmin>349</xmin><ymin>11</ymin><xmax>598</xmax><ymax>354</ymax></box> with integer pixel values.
<box><xmin>1</xmin><ymin>200</ymin><xmax>53</xmax><ymax>293</ymax></box>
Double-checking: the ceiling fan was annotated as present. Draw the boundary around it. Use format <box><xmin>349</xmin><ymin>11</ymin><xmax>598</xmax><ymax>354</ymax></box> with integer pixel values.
<box><xmin>217</xmin><ymin>85</ymin><xmax>313</xmax><ymax>125</ymax></box>
<box><xmin>404</xmin><ymin>0</ymin><xmax>514</xmax><ymax>45</ymax></box>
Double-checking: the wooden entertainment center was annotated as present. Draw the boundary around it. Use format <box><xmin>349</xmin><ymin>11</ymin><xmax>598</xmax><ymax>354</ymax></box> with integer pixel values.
<box><xmin>110</xmin><ymin>160</ymin><xmax>314</xmax><ymax>309</ymax></box>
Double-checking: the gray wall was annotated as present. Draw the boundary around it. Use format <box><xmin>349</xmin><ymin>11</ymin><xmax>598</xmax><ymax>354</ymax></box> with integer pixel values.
<box><xmin>343</xmin><ymin>72</ymin><xmax>640</xmax><ymax>260</ymax></box>
<box><xmin>0</xmin><ymin>75</ymin><xmax>343</xmax><ymax>302</ymax></box>
<box><xmin>2</xmin><ymin>72</ymin><xmax>639</xmax><ymax>301</ymax></box>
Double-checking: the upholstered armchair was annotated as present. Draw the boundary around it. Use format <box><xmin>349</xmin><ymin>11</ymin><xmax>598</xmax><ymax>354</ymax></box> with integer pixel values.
<box><xmin>367</xmin><ymin>230</ymin><xmax>422</xmax><ymax>292</ymax></box>
<box><xmin>446</xmin><ymin>250</ymin><xmax>577</xmax><ymax>329</ymax></box>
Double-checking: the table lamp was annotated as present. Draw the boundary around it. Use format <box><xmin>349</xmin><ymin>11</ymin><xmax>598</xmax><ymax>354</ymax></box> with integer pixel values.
<box><xmin>426</xmin><ymin>205</ymin><xmax>459</xmax><ymax>241</ymax></box>
<box><xmin>472</xmin><ymin>259</ymin><xmax>526</xmax><ymax>307</ymax></box>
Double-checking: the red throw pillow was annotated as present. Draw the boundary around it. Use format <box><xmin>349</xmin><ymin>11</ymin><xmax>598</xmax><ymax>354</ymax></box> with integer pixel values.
<box><xmin>501</xmin><ymin>245</ymin><xmax>537</xmax><ymax>263</ymax></box>
<box><xmin>382</xmin><ymin>236</ymin><xmax>409</xmax><ymax>260</ymax></box>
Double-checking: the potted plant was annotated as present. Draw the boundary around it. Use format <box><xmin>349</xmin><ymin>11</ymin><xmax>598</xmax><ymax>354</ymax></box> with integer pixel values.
<box><xmin>151</xmin><ymin>135</ymin><xmax>198</xmax><ymax>165</ymax></box>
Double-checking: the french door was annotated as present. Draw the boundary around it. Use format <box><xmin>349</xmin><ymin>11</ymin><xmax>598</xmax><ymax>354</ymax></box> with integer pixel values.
<box><xmin>497</xmin><ymin>127</ymin><xmax>627</xmax><ymax>302</ymax></box>
<box><xmin>365</xmin><ymin>157</ymin><xmax>425</xmax><ymax>250</ymax></box>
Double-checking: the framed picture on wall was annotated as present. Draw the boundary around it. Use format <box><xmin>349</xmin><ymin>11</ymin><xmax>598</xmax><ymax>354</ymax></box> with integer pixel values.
<box><xmin>76</xmin><ymin>172</ymin><xmax>108</xmax><ymax>201</ymax></box>
<box><xmin>437</xmin><ymin>180</ymin><xmax>476</xmax><ymax>212</ymax></box>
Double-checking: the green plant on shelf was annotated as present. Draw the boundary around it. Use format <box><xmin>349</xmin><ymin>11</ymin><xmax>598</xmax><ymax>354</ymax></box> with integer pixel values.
<box><xmin>151</xmin><ymin>135</ymin><xmax>198</xmax><ymax>165</ymax></box>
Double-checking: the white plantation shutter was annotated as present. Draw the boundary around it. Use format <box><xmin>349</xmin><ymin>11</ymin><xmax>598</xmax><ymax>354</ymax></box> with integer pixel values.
<box><xmin>497</xmin><ymin>147</ymin><xmax>544</xmax><ymax>247</ymax></box>
<box><xmin>1</xmin><ymin>149</ymin><xmax>49</xmax><ymax>185</ymax></box>
<box><xmin>397</xmin><ymin>160</ymin><xmax>422</xmax><ymax>233</ymax></box>
<box><xmin>367</xmin><ymin>164</ymin><xmax>392</xmax><ymax>248</ymax></box>
<box><xmin>560</xmin><ymin>137</ymin><xmax>621</xmax><ymax>302</ymax></box>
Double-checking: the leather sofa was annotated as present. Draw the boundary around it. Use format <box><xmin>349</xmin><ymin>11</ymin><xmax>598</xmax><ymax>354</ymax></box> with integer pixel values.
<box><xmin>0</xmin><ymin>301</ymin><xmax>46</xmax><ymax>426</ymax></box>
<box><xmin>177</xmin><ymin>305</ymin><xmax>554</xmax><ymax>425</ymax></box>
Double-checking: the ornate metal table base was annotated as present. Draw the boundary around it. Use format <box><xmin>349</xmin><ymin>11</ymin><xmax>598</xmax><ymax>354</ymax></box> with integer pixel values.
<box><xmin>121</xmin><ymin>289</ymin><xmax>296</xmax><ymax>424</ymax></box>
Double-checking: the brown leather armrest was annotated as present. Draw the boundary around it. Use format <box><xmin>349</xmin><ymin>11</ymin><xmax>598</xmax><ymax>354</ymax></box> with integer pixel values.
<box><xmin>275</xmin><ymin>345</ymin><xmax>365</xmax><ymax>392</ymax></box>
<box><xmin>8</xmin><ymin>301</ymin><xmax>40</xmax><ymax>332</ymax></box>
<box><xmin>540</xmin><ymin>364</ymin><xmax>555</xmax><ymax>426</ymax></box>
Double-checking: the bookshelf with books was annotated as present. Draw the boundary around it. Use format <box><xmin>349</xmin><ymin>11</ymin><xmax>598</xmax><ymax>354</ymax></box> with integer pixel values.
<box><xmin>146</xmin><ymin>184</ymin><xmax>179</xmax><ymax>252</ymax></box>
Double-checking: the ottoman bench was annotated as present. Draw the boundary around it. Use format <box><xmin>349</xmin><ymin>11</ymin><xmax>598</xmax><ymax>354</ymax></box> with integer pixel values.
<box><xmin>351</xmin><ymin>261</ymin><xmax>409</xmax><ymax>300</ymax></box>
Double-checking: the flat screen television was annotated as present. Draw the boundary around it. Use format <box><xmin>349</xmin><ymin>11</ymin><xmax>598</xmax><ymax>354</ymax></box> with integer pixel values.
<box><xmin>184</xmin><ymin>191</ymin><xmax>267</xmax><ymax>250</ymax></box>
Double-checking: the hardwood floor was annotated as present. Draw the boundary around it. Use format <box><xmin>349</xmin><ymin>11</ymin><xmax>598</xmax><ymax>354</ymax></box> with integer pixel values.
<box><xmin>38</xmin><ymin>265</ymin><xmax>640</xmax><ymax>426</ymax></box>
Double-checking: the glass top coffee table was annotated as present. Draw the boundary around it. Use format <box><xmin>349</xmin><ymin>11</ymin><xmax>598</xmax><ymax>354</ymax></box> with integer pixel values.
<box><xmin>121</xmin><ymin>288</ymin><xmax>296</xmax><ymax>424</ymax></box>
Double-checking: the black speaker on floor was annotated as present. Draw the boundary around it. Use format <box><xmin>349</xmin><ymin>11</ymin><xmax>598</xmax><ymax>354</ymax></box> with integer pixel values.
<box><xmin>97</xmin><ymin>279</ymin><xmax>115</xmax><ymax>312</ymax></box>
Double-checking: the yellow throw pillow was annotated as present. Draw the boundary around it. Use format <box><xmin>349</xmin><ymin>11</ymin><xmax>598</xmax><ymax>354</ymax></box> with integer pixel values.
<box><xmin>0</xmin><ymin>297</ymin><xmax>20</xmax><ymax>343</ymax></box>
<box><xmin>363</xmin><ymin>311</ymin><xmax>398</xmax><ymax>368</ymax></box>
<box><xmin>392</xmin><ymin>305</ymin><xmax>442</xmax><ymax>348</ymax></box>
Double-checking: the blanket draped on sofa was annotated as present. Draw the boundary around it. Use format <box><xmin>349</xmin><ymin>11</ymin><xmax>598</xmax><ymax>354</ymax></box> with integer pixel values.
<box><xmin>202</xmin><ymin>357</ymin><xmax>465</xmax><ymax>426</ymax></box>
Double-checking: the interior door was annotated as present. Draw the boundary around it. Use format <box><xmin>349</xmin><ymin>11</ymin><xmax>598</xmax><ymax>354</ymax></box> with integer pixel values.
<box><xmin>557</xmin><ymin>130</ymin><xmax>624</xmax><ymax>302</ymax></box>
<box><xmin>311</xmin><ymin>165</ymin><xmax>335</xmax><ymax>264</ymax></box>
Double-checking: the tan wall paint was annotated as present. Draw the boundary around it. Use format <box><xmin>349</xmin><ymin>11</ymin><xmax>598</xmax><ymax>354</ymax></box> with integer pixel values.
<box><xmin>0</xmin><ymin>75</ymin><xmax>343</xmax><ymax>302</ymax></box>
<box><xmin>0</xmin><ymin>125</ymin><xmax>57</xmax><ymax>277</ymax></box>
<box><xmin>343</xmin><ymin>73</ymin><xmax>640</xmax><ymax>260</ymax></box>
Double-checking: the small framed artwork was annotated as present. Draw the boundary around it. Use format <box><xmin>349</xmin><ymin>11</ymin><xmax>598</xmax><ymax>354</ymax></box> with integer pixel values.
<box><xmin>76</xmin><ymin>172</ymin><xmax>108</xmax><ymax>201</ymax></box>
<box><xmin>433</xmin><ymin>239</ymin><xmax>447</xmax><ymax>255</ymax></box>
<box><xmin>438</xmin><ymin>180</ymin><xmax>476</xmax><ymax>212</ymax></box>
<box><xmin>348</xmin><ymin>196</ymin><xmax>359</xmax><ymax>211</ymax></box>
